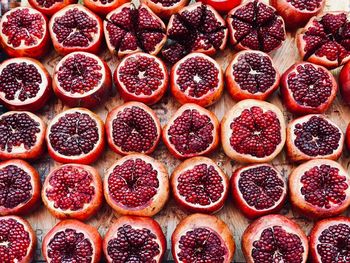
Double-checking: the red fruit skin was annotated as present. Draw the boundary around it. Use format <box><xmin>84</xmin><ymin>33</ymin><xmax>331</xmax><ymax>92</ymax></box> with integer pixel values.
<box><xmin>83</xmin><ymin>0</ymin><xmax>130</xmax><ymax>17</ymax></box>
<box><xmin>340</xmin><ymin>61</ymin><xmax>350</xmax><ymax>105</ymax></box>
<box><xmin>346</xmin><ymin>123</ymin><xmax>350</xmax><ymax>151</ymax></box>
<box><xmin>199</xmin><ymin>0</ymin><xmax>242</xmax><ymax>13</ymax></box>
<box><xmin>28</xmin><ymin>0</ymin><xmax>78</xmax><ymax>16</ymax></box>
<box><xmin>141</xmin><ymin>0</ymin><xmax>189</xmax><ymax>19</ymax></box>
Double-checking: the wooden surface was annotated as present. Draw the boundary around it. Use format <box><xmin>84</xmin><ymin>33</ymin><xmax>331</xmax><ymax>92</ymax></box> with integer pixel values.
<box><xmin>3</xmin><ymin>0</ymin><xmax>350</xmax><ymax>262</ymax></box>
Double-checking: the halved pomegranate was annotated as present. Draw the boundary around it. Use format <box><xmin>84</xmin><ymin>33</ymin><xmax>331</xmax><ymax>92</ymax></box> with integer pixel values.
<box><xmin>172</xmin><ymin>213</ymin><xmax>235</xmax><ymax>263</ymax></box>
<box><xmin>0</xmin><ymin>111</ymin><xmax>46</xmax><ymax>160</ymax></box>
<box><xmin>286</xmin><ymin>114</ymin><xmax>344</xmax><ymax>162</ymax></box>
<box><xmin>242</xmin><ymin>214</ymin><xmax>309</xmax><ymax>263</ymax></box>
<box><xmin>83</xmin><ymin>0</ymin><xmax>129</xmax><ymax>17</ymax></box>
<box><xmin>28</xmin><ymin>0</ymin><xmax>78</xmax><ymax>17</ymax></box>
<box><xmin>0</xmin><ymin>57</ymin><xmax>52</xmax><ymax>112</ymax></box>
<box><xmin>42</xmin><ymin>219</ymin><xmax>102</xmax><ymax>263</ymax></box>
<box><xmin>225</xmin><ymin>50</ymin><xmax>280</xmax><ymax>101</ymax></box>
<box><xmin>162</xmin><ymin>103</ymin><xmax>220</xmax><ymax>159</ymax></box>
<box><xmin>340</xmin><ymin>61</ymin><xmax>350</xmax><ymax>106</ymax></box>
<box><xmin>46</xmin><ymin>108</ymin><xmax>105</xmax><ymax>164</ymax></box>
<box><xmin>114</xmin><ymin>52</ymin><xmax>168</xmax><ymax>105</ymax></box>
<box><xmin>104</xmin><ymin>3</ymin><xmax>167</xmax><ymax>57</ymax></box>
<box><xmin>42</xmin><ymin>164</ymin><xmax>102</xmax><ymax>221</ymax></box>
<box><xmin>231</xmin><ymin>163</ymin><xmax>287</xmax><ymax>219</ymax></box>
<box><xmin>221</xmin><ymin>99</ymin><xmax>286</xmax><ymax>163</ymax></box>
<box><xmin>171</xmin><ymin>156</ymin><xmax>229</xmax><ymax>214</ymax></box>
<box><xmin>105</xmin><ymin>102</ymin><xmax>161</xmax><ymax>155</ymax></box>
<box><xmin>53</xmin><ymin>51</ymin><xmax>112</xmax><ymax>109</ymax></box>
<box><xmin>227</xmin><ymin>0</ymin><xmax>286</xmax><ymax>53</ymax></box>
<box><xmin>171</xmin><ymin>53</ymin><xmax>224</xmax><ymax>107</ymax></box>
<box><xmin>141</xmin><ymin>0</ymin><xmax>189</xmax><ymax>19</ymax></box>
<box><xmin>281</xmin><ymin>62</ymin><xmax>338</xmax><ymax>115</ymax></box>
<box><xmin>0</xmin><ymin>7</ymin><xmax>49</xmax><ymax>58</ymax></box>
<box><xmin>297</xmin><ymin>12</ymin><xmax>350</xmax><ymax>69</ymax></box>
<box><xmin>103</xmin><ymin>216</ymin><xmax>166</xmax><ymax>263</ymax></box>
<box><xmin>49</xmin><ymin>4</ymin><xmax>103</xmax><ymax>55</ymax></box>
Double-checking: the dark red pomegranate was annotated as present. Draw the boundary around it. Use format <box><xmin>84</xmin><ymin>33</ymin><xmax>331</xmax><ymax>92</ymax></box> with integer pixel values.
<box><xmin>281</xmin><ymin>62</ymin><xmax>338</xmax><ymax>115</ymax></box>
<box><xmin>171</xmin><ymin>156</ymin><xmax>229</xmax><ymax>214</ymax></box>
<box><xmin>114</xmin><ymin>52</ymin><xmax>168</xmax><ymax>105</ymax></box>
<box><xmin>104</xmin><ymin>3</ymin><xmax>167</xmax><ymax>57</ymax></box>
<box><xmin>49</xmin><ymin>4</ymin><xmax>103</xmax><ymax>55</ymax></box>
<box><xmin>83</xmin><ymin>0</ymin><xmax>129</xmax><ymax>17</ymax></box>
<box><xmin>0</xmin><ymin>57</ymin><xmax>52</xmax><ymax>112</ymax></box>
<box><xmin>0</xmin><ymin>7</ymin><xmax>49</xmax><ymax>58</ymax></box>
<box><xmin>340</xmin><ymin>61</ymin><xmax>350</xmax><ymax>106</ymax></box>
<box><xmin>286</xmin><ymin>114</ymin><xmax>344</xmax><ymax>162</ymax></box>
<box><xmin>242</xmin><ymin>214</ymin><xmax>309</xmax><ymax>263</ymax></box>
<box><xmin>103</xmin><ymin>216</ymin><xmax>166</xmax><ymax>263</ymax></box>
<box><xmin>221</xmin><ymin>99</ymin><xmax>286</xmax><ymax>163</ymax></box>
<box><xmin>42</xmin><ymin>219</ymin><xmax>102</xmax><ymax>263</ymax></box>
<box><xmin>53</xmin><ymin>51</ymin><xmax>112</xmax><ymax>109</ymax></box>
<box><xmin>225</xmin><ymin>50</ymin><xmax>280</xmax><ymax>101</ymax></box>
<box><xmin>0</xmin><ymin>111</ymin><xmax>46</xmax><ymax>160</ymax></box>
<box><xmin>297</xmin><ymin>12</ymin><xmax>350</xmax><ymax>69</ymax></box>
<box><xmin>28</xmin><ymin>0</ymin><xmax>78</xmax><ymax>17</ymax></box>
<box><xmin>231</xmin><ymin>163</ymin><xmax>287</xmax><ymax>219</ymax></box>
<box><xmin>141</xmin><ymin>0</ymin><xmax>189</xmax><ymax>19</ymax></box>
<box><xmin>46</xmin><ymin>108</ymin><xmax>105</xmax><ymax>164</ymax></box>
<box><xmin>162</xmin><ymin>103</ymin><xmax>220</xmax><ymax>159</ymax></box>
<box><xmin>172</xmin><ymin>213</ymin><xmax>235</xmax><ymax>263</ymax></box>
<box><xmin>42</xmin><ymin>164</ymin><xmax>102</xmax><ymax>221</ymax></box>
<box><xmin>346</xmin><ymin>123</ymin><xmax>350</xmax><ymax>152</ymax></box>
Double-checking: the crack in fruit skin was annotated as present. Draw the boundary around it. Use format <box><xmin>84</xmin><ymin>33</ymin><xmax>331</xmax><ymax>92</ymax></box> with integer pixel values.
<box><xmin>286</xmin><ymin>0</ymin><xmax>323</xmax><ymax>11</ymax></box>
<box><xmin>150</xmin><ymin>0</ymin><xmax>181</xmax><ymax>7</ymax></box>
<box><xmin>35</xmin><ymin>0</ymin><xmax>63</xmax><ymax>8</ymax></box>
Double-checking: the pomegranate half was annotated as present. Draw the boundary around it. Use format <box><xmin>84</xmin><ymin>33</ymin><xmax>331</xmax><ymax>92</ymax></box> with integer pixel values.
<box><xmin>83</xmin><ymin>0</ymin><xmax>129</xmax><ymax>17</ymax></box>
<box><xmin>28</xmin><ymin>0</ymin><xmax>78</xmax><ymax>17</ymax></box>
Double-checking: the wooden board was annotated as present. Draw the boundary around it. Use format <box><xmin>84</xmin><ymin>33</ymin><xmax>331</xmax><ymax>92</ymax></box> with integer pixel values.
<box><xmin>2</xmin><ymin>0</ymin><xmax>350</xmax><ymax>262</ymax></box>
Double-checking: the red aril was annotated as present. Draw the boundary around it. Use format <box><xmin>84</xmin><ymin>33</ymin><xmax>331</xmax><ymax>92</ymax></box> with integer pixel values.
<box><xmin>199</xmin><ymin>0</ymin><xmax>242</xmax><ymax>14</ymax></box>
<box><xmin>141</xmin><ymin>0</ymin><xmax>189</xmax><ymax>19</ymax></box>
<box><xmin>28</xmin><ymin>0</ymin><xmax>78</xmax><ymax>17</ymax></box>
<box><xmin>340</xmin><ymin>61</ymin><xmax>350</xmax><ymax>106</ymax></box>
<box><xmin>83</xmin><ymin>0</ymin><xmax>129</xmax><ymax>17</ymax></box>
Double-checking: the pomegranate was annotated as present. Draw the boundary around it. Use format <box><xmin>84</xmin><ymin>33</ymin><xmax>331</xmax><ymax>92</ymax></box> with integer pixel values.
<box><xmin>281</xmin><ymin>62</ymin><xmax>338</xmax><ymax>115</ymax></box>
<box><xmin>162</xmin><ymin>103</ymin><xmax>220</xmax><ymax>159</ymax></box>
<box><xmin>231</xmin><ymin>163</ymin><xmax>287</xmax><ymax>219</ymax></box>
<box><xmin>83</xmin><ymin>0</ymin><xmax>129</xmax><ymax>17</ymax></box>
<box><xmin>346</xmin><ymin>123</ymin><xmax>350</xmax><ymax>151</ymax></box>
<box><xmin>221</xmin><ymin>99</ymin><xmax>286</xmax><ymax>163</ymax></box>
<box><xmin>227</xmin><ymin>0</ymin><xmax>286</xmax><ymax>53</ymax></box>
<box><xmin>105</xmin><ymin>102</ymin><xmax>161</xmax><ymax>155</ymax></box>
<box><xmin>297</xmin><ymin>12</ymin><xmax>350</xmax><ymax>69</ymax></box>
<box><xmin>0</xmin><ymin>111</ymin><xmax>46</xmax><ymax>160</ymax></box>
<box><xmin>0</xmin><ymin>159</ymin><xmax>40</xmax><ymax>216</ymax></box>
<box><xmin>103</xmin><ymin>216</ymin><xmax>166</xmax><ymax>263</ymax></box>
<box><xmin>104</xmin><ymin>154</ymin><xmax>169</xmax><ymax>217</ymax></box>
<box><xmin>170</xmin><ymin>53</ymin><xmax>224</xmax><ymax>107</ymax></box>
<box><xmin>28</xmin><ymin>0</ymin><xmax>78</xmax><ymax>17</ymax></box>
<box><xmin>0</xmin><ymin>57</ymin><xmax>52</xmax><ymax>112</ymax></box>
<box><xmin>286</xmin><ymin>114</ymin><xmax>344</xmax><ymax>162</ymax></box>
<box><xmin>0</xmin><ymin>7</ymin><xmax>49</xmax><ymax>58</ymax></box>
<box><xmin>225</xmin><ymin>50</ymin><xmax>280</xmax><ymax>101</ymax></box>
<box><xmin>49</xmin><ymin>4</ymin><xmax>103</xmax><ymax>55</ymax></box>
<box><xmin>242</xmin><ymin>214</ymin><xmax>309</xmax><ymax>263</ymax></box>
<box><xmin>42</xmin><ymin>164</ymin><xmax>102</xmax><ymax>221</ymax></box>
<box><xmin>104</xmin><ymin>3</ymin><xmax>167</xmax><ymax>57</ymax></box>
<box><xmin>114</xmin><ymin>52</ymin><xmax>168</xmax><ymax>105</ymax></box>
<box><xmin>199</xmin><ymin>0</ymin><xmax>242</xmax><ymax>14</ymax></box>
<box><xmin>0</xmin><ymin>215</ymin><xmax>37</xmax><ymax>263</ymax></box>
<box><xmin>340</xmin><ymin>61</ymin><xmax>350</xmax><ymax>106</ymax></box>
<box><xmin>46</xmin><ymin>108</ymin><xmax>105</xmax><ymax>164</ymax></box>
<box><xmin>162</xmin><ymin>2</ymin><xmax>228</xmax><ymax>63</ymax></box>
<box><xmin>172</xmin><ymin>213</ymin><xmax>235</xmax><ymax>263</ymax></box>
<box><xmin>141</xmin><ymin>0</ymin><xmax>189</xmax><ymax>19</ymax></box>
<box><xmin>42</xmin><ymin>219</ymin><xmax>102</xmax><ymax>263</ymax></box>
<box><xmin>53</xmin><ymin>51</ymin><xmax>112</xmax><ymax>109</ymax></box>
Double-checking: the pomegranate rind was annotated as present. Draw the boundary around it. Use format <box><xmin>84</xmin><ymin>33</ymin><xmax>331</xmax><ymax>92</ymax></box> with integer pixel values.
<box><xmin>28</xmin><ymin>0</ymin><xmax>78</xmax><ymax>17</ymax></box>
<box><xmin>83</xmin><ymin>0</ymin><xmax>129</xmax><ymax>17</ymax></box>
<box><xmin>171</xmin><ymin>156</ymin><xmax>229</xmax><ymax>214</ymax></box>
<box><xmin>346</xmin><ymin>123</ymin><xmax>350</xmax><ymax>151</ymax></box>
<box><xmin>340</xmin><ymin>61</ymin><xmax>350</xmax><ymax>106</ymax></box>
<box><xmin>141</xmin><ymin>0</ymin><xmax>190</xmax><ymax>19</ymax></box>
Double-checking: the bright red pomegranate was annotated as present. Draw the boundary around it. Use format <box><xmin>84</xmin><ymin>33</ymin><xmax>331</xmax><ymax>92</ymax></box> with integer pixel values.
<box><xmin>0</xmin><ymin>111</ymin><xmax>46</xmax><ymax>160</ymax></box>
<box><xmin>103</xmin><ymin>216</ymin><xmax>166</xmax><ymax>263</ymax></box>
<box><xmin>340</xmin><ymin>61</ymin><xmax>350</xmax><ymax>106</ymax></box>
<box><xmin>297</xmin><ymin>12</ymin><xmax>350</xmax><ymax>69</ymax></box>
<box><xmin>221</xmin><ymin>99</ymin><xmax>286</xmax><ymax>163</ymax></box>
<box><xmin>346</xmin><ymin>123</ymin><xmax>350</xmax><ymax>151</ymax></box>
<box><xmin>286</xmin><ymin>114</ymin><xmax>344</xmax><ymax>162</ymax></box>
<box><xmin>171</xmin><ymin>157</ymin><xmax>229</xmax><ymax>214</ymax></box>
<box><xmin>199</xmin><ymin>0</ymin><xmax>242</xmax><ymax>14</ymax></box>
<box><xmin>0</xmin><ymin>57</ymin><xmax>52</xmax><ymax>112</ymax></box>
<box><xmin>281</xmin><ymin>62</ymin><xmax>338</xmax><ymax>115</ymax></box>
<box><xmin>114</xmin><ymin>52</ymin><xmax>168</xmax><ymax>105</ymax></box>
<box><xmin>162</xmin><ymin>103</ymin><xmax>220</xmax><ymax>159</ymax></box>
<box><xmin>46</xmin><ymin>108</ymin><xmax>105</xmax><ymax>164</ymax></box>
<box><xmin>162</xmin><ymin>2</ymin><xmax>228</xmax><ymax>63</ymax></box>
<box><xmin>53</xmin><ymin>51</ymin><xmax>112</xmax><ymax>109</ymax></box>
<box><xmin>83</xmin><ymin>0</ymin><xmax>129</xmax><ymax>17</ymax></box>
<box><xmin>141</xmin><ymin>0</ymin><xmax>189</xmax><ymax>19</ymax></box>
<box><xmin>225</xmin><ymin>50</ymin><xmax>280</xmax><ymax>101</ymax></box>
<box><xmin>105</xmin><ymin>102</ymin><xmax>161</xmax><ymax>155</ymax></box>
<box><xmin>0</xmin><ymin>215</ymin><xmax>37</xmax><ymax>263</ymax></box>
<box><xmin>42</xmin><ymin>164</ymin><xmax>102</xmax><ymax>221</ymax></box>
<box><xmin>49</xmin><ymin>4</ymin><xmax>103</xmax><ymax>55</ymax></box>
<box><xmin>0</xmin><ymin>7</ymin><xmax>49</xmax><ymax>58</ymax></box>
<box><xmin>172</xmin><ymin>213</ymin><xmax>235</xmax><ymax>263</ymax></box>
<box><xmin>42</xmin><ymin>219</ymin><xmax>102</xmax><ymax>263</ymax></box>
<box><xmin>104</xmin><ymin>3</ymin><xmax>167</xmax><ymax>57</ymax></box>
<box><xmin>231</xmin><ymin>164</ymin><xmax>287</xmax><ymax>219</ymax></box>
<box><xmin>242</xmin><ymin>214</ymin><xmax>309</xmax><ymax>263</ymax></box>
<box><xmin>171</xmin><ymin>53</ymin><xmax>224</xmax><ymax>107</ymax></box>
<box><xmin>28</xmin><ymin>0</ymin><xmax>78</xmax><ymax>17</ymax></box>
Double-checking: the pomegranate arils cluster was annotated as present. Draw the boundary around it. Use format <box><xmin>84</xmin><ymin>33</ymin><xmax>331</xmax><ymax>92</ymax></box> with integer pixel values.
<box><xmin>287</xmin><ymin>0</ymin><xmax>323</xmax><ymax>11</ymax></box>
<box><xmin>35</xmin><ymin>0</ymin><xmax>62</xmax><ymax>8</ymax></box>
<box><xmin>150</xmin><ymin>0</ymin><xmax>180</xmax><ymax>7</ymax></box>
